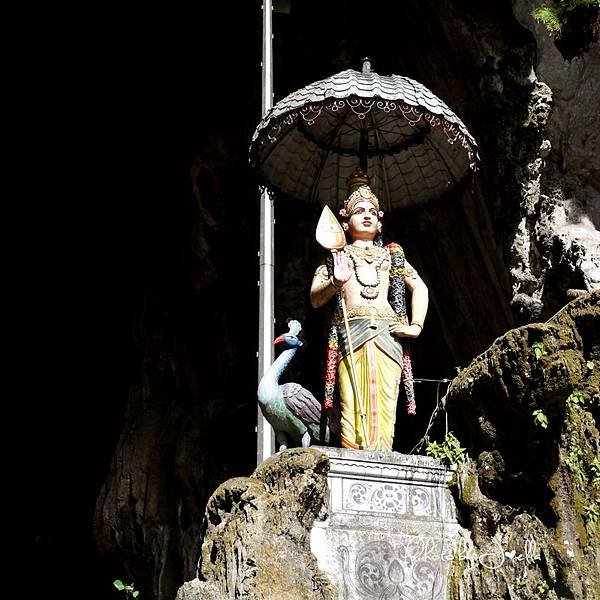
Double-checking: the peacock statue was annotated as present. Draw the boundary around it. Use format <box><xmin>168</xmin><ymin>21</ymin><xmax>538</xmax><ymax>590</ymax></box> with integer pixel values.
<box><xmin>257</xmin><ymin>320</ymin><xmax>329</xmax><ymax>452</ymax></box>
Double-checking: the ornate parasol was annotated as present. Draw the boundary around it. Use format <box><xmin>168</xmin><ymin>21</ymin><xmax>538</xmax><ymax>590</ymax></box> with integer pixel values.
<box><xmin>250</xmin><ymin>59</ymin><xmax>479</xmax><ymax>211</ymax></box>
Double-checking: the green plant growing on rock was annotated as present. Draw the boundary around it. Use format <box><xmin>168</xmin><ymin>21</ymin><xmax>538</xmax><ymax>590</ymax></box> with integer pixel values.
<box><xmin>563</xmin><ymin>406</ymin><xmax>587</xmax><ymax>488</ymax></box>
<box><xmin>535</xmin><ymin>579</ymin><xmax>550</xmax><ymax>596</ymax></box>
<box><xmin>533</xmin><ymin>0</ymin><xmax>600</xmax><ymax>37</ymax></box>
<box><xmin>533</xmin><ymin>409</ymin><xmax>549</xmax><ymax>429</ymax></box>
<box><xmin>426</xmin><ymin>432</ymin><xmax>466</xmax><ymax>466</ymax></box>
<box><xmin>113</xmin><ymin>580</ymin><xmax>139</xmax><ymax>599</ymax></box>
<box><xmin>566</xmin><ymin>389</ymin><xmax>600</xmax><ymax>411</ymax></box>
<box><xmin>560</xmin><ymin>379</ymin><xmax>600</xmax><ymax>549</ymax></box>
<box><xmin>532</xmin><ymin>341</ymin><xmax>548</xmax><ymax>359</ymax></box>
<box><xmin>533</xmin><ymin>3</ymin><xmax>563</xmax><ymax>35</ymax></box>
<box><xmin>582</xmin><ymin>503</ymin><xmax>599</xmax><ymax>527</ymax></box>
<box><xmin>564</xmin><ymin>443</ymin><xmax>585</xmax><ymax>483</ymax></box>
<box><xmin>591</xmin><ymin>457</ymin><xmax>600</xmax><ymax>485</ymax></box>
<box><xmin>567</xmin><ymin>390</ymin><xmax>585</xmax><ymax>406</ymax></box>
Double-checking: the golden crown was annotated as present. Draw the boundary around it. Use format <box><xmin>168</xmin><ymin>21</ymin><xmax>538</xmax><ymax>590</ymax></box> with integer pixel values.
<box><xmin>347</xmin><ymin>168</ymin><xmax>371</xmax><ymax>195</ymax></box>
<box><xmin>339</xmin><ymin>168</ymin><xmax>382</xmax><ymax>216</ymax></box>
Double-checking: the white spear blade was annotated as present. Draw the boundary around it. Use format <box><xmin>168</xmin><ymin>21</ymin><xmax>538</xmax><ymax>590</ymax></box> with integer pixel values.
<box><xmin>316</xmin><ymin>205</ymin><xmax>346</xmax><ymax>250</ymax></box>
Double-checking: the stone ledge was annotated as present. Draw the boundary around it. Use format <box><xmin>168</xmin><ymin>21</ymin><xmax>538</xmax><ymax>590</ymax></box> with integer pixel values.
<box><xmin>314</xmin><ymin>446</ymin><xmax>455</xmax><ymax>485</ymax></box>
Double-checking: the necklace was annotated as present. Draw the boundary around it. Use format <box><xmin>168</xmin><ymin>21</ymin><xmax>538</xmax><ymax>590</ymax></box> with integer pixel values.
<box><xmin>346</xmin><ymin>245</ymin><xmax>387</xmax><ymax>299</ymax></box>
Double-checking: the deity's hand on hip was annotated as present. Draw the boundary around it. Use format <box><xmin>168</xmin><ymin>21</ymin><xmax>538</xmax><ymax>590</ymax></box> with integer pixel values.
<box><xmin>389</xmin><ymin>322</ymin><xmax>422</xmax><ymax>339</ymax></box>
<box><xmin>332</xmin><ymin>250</ymin><xmax>352</xmax><ymax>287</ymax></box>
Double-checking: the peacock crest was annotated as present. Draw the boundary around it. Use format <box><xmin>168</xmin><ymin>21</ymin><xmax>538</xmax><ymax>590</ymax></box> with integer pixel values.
<box><xmin>287</xmin><ymin>320</ymin><xmax>301</xmax><ymax>336</ymax></box>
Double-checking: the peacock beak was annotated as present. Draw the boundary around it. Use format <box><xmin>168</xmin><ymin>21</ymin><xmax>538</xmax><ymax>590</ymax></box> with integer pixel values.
<box><xmin>273</xmin><ymin>335</ymin><xmax>285</xmax><ymax>345</ymax></box>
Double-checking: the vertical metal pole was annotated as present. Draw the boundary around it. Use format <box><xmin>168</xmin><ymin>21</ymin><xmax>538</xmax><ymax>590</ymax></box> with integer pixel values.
<box><xmin>257</xmin><ymin>0</ymin><xmax>275</xmax><ymax>464</ymax></box>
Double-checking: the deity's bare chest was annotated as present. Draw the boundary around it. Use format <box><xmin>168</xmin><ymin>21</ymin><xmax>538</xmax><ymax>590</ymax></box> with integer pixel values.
<box><xmin>346</xmin><ymin>246</ymin><xmax>390</xmax><ymax>300</ymax></box>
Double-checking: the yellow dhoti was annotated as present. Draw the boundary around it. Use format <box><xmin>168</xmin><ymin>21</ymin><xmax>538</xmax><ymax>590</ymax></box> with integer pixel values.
<box><xmin>337</xmin><ymin>319</ymin><xmax>403</xmax><ymax>451</ymax></box>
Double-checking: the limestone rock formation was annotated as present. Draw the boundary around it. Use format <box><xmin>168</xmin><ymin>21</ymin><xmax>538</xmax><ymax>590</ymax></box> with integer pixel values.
<box><xmin>176</xmin><ymin>448</ymin><xmax>336</xmax><ymax>600</ymax></box>
<box><xmin>508</xmin><ymin>0</ymin><xmax>600</xmax><ymax>323</ymax></box>
<box><xmin>445</xmin><ymin>291</ymin><xmax>599</xmax><ymax>599</ymax></box>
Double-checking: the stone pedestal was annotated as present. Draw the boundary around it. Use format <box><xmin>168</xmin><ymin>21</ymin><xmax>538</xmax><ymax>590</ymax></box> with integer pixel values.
<box><xmin>310</xmin><ymin>447</ymin><xmax>461</xmax><ymax>600</ymax></box>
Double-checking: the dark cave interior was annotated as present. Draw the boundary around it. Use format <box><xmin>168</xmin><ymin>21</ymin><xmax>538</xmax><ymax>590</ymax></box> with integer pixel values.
<box><xmin>26</xmin><ymin>1</ymin><xmax>553</xmax><ymax>597</ymax></box>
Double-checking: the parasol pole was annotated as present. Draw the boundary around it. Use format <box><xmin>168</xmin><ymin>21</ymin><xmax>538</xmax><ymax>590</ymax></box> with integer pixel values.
<box><xmin>359</xmin><ymin>58</ymin><xmax>371</xmax><ymax>175</ymax></box>
<box><xmin>316</xmin><ymin>207</ymin><xmax>369</xmax><ymax>449</ymax></box>
<box><xmin>257</xmin><ymin>0</ymin><xmax>276</xmax><ymax>464</ymax></box>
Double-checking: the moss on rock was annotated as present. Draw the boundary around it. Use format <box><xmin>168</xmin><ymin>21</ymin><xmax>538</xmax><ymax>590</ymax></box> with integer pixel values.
<box><xmin>187</xmin><ymin>448</ymin><xmax>336</xmax><ymax>600</ymax></box>
<box><xmin>445</xmin><ymin>291</ymin><xmax>599</xmax><ymax>599</ymax></box>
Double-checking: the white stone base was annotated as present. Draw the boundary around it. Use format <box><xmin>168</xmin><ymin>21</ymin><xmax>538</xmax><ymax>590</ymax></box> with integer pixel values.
<box><xmin>310</xmin><ymin>447</ymin><xmax>461</xmax><ymax>600</ymax></box>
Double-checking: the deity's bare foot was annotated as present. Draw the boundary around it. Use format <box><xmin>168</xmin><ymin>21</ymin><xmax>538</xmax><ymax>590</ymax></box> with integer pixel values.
<box><xmin>301</xmin><ymin>431</ymin><xmax>311</xmax><ymax>448</ymax></box>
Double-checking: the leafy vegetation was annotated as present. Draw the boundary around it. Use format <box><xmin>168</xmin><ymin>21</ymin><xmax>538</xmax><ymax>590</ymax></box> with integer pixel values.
<box><xmin>567</xmin><ymin>389</ymin><xmax>599</xmax><ymax>409</ymax></box>
<box><xmin>533</xmin><ymin>1</ymin><xmax>600</xmax><ymax>37</ymax></box>
<box><xmin>113</xmin><ymin>580</ymin><xmax>140</xmax><ymax>599</ymax></box>
<box><xmin>583</xmin><ymin>503</ymin><xmax>599</xmax><ymax>527</ymax></box>
<box><xmin>532</xmin><ymin>341</ymin><xmax>547</xmax><ymax>360</ymax></box>
<box><xmin>533</xmin><ymin>409</ymin><xmax>549</xmax><ymax>429</ymax></box>
<box><xmin>562</xmin><ymin>388</ymin><xmax>600</xmax><ymax>543</ymax></box>
<box><xmin>564</xmin><ymin>442</ymin><xmax>585</xmax><ymax>480</ymax></box>
<box><xmin>535</xmin><ymin>580</ymin><xmax>550</xmax><ymax>596</ymax></box>
<box><xmin>567</xmin><ymin>390</ymin><xmax>585</xmax><ymax>406</ymax></box>
<box><xmin>426</xmin><ymin>432</ymin><xmax>466</xmax><ymax>466</ymax></box>
<box><xmin>591</xmin><ymin>457</ymin><xmax>600</xmax><ymax>485</ymax></box>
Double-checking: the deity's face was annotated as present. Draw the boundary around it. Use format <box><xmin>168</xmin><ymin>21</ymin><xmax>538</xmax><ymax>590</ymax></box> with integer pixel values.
<box><xmin>347</xmin><ymin>200</ymin><xmax>379</xmax><ymax>241</ymax></box>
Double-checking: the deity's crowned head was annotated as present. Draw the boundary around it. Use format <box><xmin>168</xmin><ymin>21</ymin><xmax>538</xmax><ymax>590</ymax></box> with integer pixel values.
<box><xmin>339</xmin><ymin>168</ymin><xmax>384</xmax><ymax>219</ymax></box>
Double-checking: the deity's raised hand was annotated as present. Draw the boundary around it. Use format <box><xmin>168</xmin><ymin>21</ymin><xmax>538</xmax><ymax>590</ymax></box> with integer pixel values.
<box><xmin>333</xmin><ymin>250</ymin><xmax>353</xmax><ymax>286</ymax></box>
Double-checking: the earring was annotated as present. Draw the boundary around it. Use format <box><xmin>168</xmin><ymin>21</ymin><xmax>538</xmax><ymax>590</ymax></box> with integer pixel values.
<box><xmin>377</xmin><ymin>223</ymin><xmax>382</xmax><ymax>232</ymax></box>
<box><xmin>342</xmin><ymin>222</ymin><xmax>349</xmax><ymax>231</ymax></box>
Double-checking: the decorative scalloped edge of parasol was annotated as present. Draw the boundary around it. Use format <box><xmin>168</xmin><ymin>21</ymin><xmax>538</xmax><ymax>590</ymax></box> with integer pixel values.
<box><xmin>250</xmin><ymin>69</ymin><xmax>479</xmax><ymax>155</ymax></box>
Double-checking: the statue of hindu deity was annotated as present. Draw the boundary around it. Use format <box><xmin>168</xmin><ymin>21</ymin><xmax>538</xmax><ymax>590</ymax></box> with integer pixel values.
<box><xmin>310</xmin><ymin>169</ymin><xmax>429</xmax><ymax>451</ymax></box>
